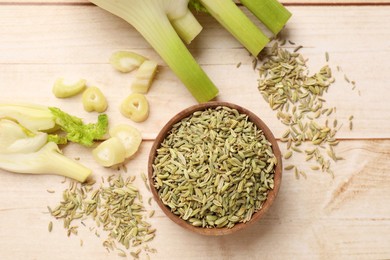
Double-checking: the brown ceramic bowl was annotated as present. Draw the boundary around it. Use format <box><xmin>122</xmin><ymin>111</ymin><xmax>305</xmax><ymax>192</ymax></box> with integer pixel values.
<box><xmin>148</xmin><ymin>101</ymin><xmax>282</xmax><ymax>236</ymax></box>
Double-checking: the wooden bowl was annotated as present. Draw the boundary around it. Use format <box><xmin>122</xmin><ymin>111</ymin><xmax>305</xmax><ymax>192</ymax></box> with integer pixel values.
<box><xmin>148</xmin><ymin>102</ymin><xmax>282</xmax><ymax>236</ymax></box>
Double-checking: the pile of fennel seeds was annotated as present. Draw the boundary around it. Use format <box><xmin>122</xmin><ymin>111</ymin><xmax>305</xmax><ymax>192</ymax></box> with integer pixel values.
<box><xmin>47</xmin><ymin>173</ymin><xmax>156</xmax><ymax>259</ymax></box>
<box><xmin>257</xmin><ymin>41</ymin><xmax>354</xmax><ymax>178</ymax></box>
<box><xmin>152</xmin><ymin>106</ymin><xmax>277</xmax><ymax>228</ymax></box>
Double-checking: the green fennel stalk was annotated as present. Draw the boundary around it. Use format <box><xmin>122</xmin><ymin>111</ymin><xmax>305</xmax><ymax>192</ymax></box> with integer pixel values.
<box><xmin>239</xmin><ymin>0</ymin><xmax>292</xmax><ymax>35</ymax></box>
<box><xmin>197</xmin><ymin>0</ymin><xmax>270</xmax><ymax>56</ymax></box>
<box><xmin>0</xmin><ymin>142</ymin><xmax>91</xmax><ymax>182</ymax></box>
<box><xmin>90</xmin><ymin>0</ymin><xmax>219</xmax><ymax>103</ymax></box>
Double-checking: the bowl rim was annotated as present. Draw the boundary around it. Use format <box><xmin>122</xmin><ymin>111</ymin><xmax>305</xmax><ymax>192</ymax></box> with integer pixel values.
<box><xmin>148</xmin><ymin>101</ymin><xmax>282</xmax><ymax>236</ymax></box>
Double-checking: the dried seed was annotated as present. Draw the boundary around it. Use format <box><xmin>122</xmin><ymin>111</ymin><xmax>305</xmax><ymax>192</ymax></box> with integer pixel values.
<box><xmin>284</xmin><ymin>151</ymin><xmax>293</xmax><ymax>159</ymax></box>
<box><xmin>141</xmin><ymin>172</ymin><xmax>147</xmax><ymax>182</ymax></box>
<box><xmin>291</xmin><ymin>146</ymin><xmax>302</xmax><ymax>153</ymax></box>
<box><xmin>48</xmin><ymin>221</ymin><xmax>53</xmax><ymax>232</ymax></box>
<box><xmin>257</xmin><ymin>42</ymin><xmax>349</xmax><ymax>179</ymax></box>
<box><xmin>344</xmin><ymin>74</ymin><xmax>350</xmax><ymax>83</ymax></box>
<box><xmin>49</xmin><ymin>174</ymin><xmax>156</xmax><ymax>257</ymax></box>
<box><xmin>152</xmin><ymin>106</ymin><xmax>276</xmax><ymax>228</ymax></box>
<box><xmin>294</xmin><ymin>45</ymin><xmax>303</xmax><ymax>52</ymax></box>
<box><xmin>284</xmin><ymin>165</ymin><xmax>295</xmax><ymax>171</ymax></box>
<box><xmin>294</xmin><ymin>167</ymin><xmax>300</xmax><ymax>179</ymax></box>
<box><xmin>118</xmin><ymin>249</ymin><xmax>127</xmax><ymax>257</ymax></box>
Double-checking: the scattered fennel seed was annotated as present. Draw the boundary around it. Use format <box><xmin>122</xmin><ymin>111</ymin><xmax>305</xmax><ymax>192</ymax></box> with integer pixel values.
<box><xmin>252</xmin><ymin>58</ymin><xmax>258</xmax><ymax>70</ymax></box>
<box><xmin>48</xmin><ymin>174</ymin><xmax>156</xmax><ymax>258</ymax></box>
<box><xmin>288</xmin><ymin>40</ymin><xmax>295</xmax><ymax>45</ymax></box>
<box><xmin>284</xmin><ymin>151</ymin><xmax>293</xmax><ymax>159</ymax></box>
<box><xmin>294</xmin><ymin>167</ymin><xmax>300</xmax><ymax>179</ymax></box>
<box><xmin>118</xmin><ymin>249</ymin><xmax>127</xmax><ymax>258</ymax></box>
<box><xmin>141</xmin><ymin>172</ymin><xmax>147</xmax><ymax>182</ymax></box>
<box><xmin>344</xmin><ymin>74</ymin><xmax>350</xmax><ymax>83</ymax></box>
<box><xmin>293</xmin><ymin>45</ymin><xmax>303</xmax><ymax>52</ymax></box>
<box><xmin>48</xmin><ymin>221</ymin><xmax>53</xmax><ymax>232</ymax></box>
<box><xmin>258</xmin><ymin>40</ymin><xmax>357</xmax><ymax>178</ymax></box>
<box><xmin>325</xmin><ymin>52</ymin><xmax>329</xmax><ymax>62</ymax></box>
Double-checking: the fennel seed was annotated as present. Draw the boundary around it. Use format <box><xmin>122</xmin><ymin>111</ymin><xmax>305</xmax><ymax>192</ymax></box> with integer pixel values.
<box><xmin>310</xmin><ymin>166</ymin><xmax>320</xmax><ymax>171</ymax></box>
<box><xmin>152</xmin><ymin>106</ymin><xmax>276</xmax><ymax>228</ymax></box>
<box><xmin>344</xmin><ymin>74</ymin><xmax>350</xmax><ymax>83</ymax></box>
<box><xmin>284</xmin><ymin>151</ymin><xmax>293</xmax><ymax>159</ymax></box>
<box><xmin>284</xmin><ymin>165</ymin><xmax>295</xmax><ymax>171</ymax></box>
<box><xmin>293</xmin><ymin>45</ymin><xmax>303</xmax><ymax>52</ymax></box>
<box><xmin>258</xmin><ymin>40</ymin><xmax>357</xmax><ymax>178</ymax></box>
<box><xmin>48</xmin><ymin>221</ymin><xmax>53</xmax><ymax>232</ymax></box>
<box><xmin>288</xmin><ymin>40</ymin><xmax>295</xmax><ymax>45</ymax></box>
<box><xmin>48</xmin><ymin>174</ymin><xmax>156</xmax><ymax>258</ymax></box>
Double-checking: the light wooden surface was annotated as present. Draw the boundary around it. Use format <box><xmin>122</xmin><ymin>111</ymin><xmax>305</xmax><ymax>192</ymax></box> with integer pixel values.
<box><xmin>1</xmin><ymin>1</ymin><xmax>390</xmax><ymax>260</ymax></box>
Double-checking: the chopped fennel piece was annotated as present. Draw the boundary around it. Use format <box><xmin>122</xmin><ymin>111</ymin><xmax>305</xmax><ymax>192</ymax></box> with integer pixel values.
<box><xmin>82</xmin><ymin>87</ymin><xmax>108</xmax><ymax>113</ymax></box>
<box><xmin>120</xmin><ymin>93</ymin><xmax>149</xmax><ymax>123</ymax></box>
<box><xmin>131</xmin><ymin>60</ymin><xmax>158</xmax><ymax>94</ymax></box>
<box><xmin>52</xmin><ymin>78</ymin><xmax>87</xmax><ymax>98</ymax></box>
<box><xmin>109</xmin><ymin>124</ymin><xmax>142</xmax><ymax>158</ymax></box>
<box><xmin>110</xmin><ymin>51</ymin><xmax>147</xmax><ymax>73</ymax></box>
<box><xmin>92</xmin><ymin>137</ymin><xmax>127</xmax><ymax>167</ymax></box>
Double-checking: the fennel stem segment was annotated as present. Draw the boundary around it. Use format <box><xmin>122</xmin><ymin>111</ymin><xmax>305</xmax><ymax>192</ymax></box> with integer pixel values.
<box><xmin>0</xmin><ymin>142</ymin><xmax>91</xmax><ymax>182</ymax></box>
<box><xmin>240</xmin><ymin>0</ymin><xmax>292</xmax><ymax>35</ymax></box>
<box><xmin>90</xmin><ymin>0</ymin><xmax>218</xmax><ymax>103</ymax></box>
<box><xmin>199</xmin><ymin>0</ymin><xmax>269</xmax><ymax>57</ymax></box>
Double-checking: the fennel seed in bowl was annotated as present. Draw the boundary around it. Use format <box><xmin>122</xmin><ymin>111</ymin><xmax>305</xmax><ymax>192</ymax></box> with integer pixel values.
<box><xmin>151</xmin><ymin>104</ymin><xmax>279</xmax><ymax>230</ymax></box>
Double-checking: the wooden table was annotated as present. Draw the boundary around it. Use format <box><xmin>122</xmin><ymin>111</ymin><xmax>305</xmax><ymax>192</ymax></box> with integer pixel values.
<box><xmin>1</xmin><ymin>0</ymin><xmax>389</xmax><ymax>259</ymax></box>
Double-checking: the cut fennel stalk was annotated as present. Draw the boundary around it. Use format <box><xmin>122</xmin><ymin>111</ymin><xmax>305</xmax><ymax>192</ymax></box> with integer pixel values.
<box><xmin>198</xmin><ymin>0</ymin><xmax>270</xmax><ymax>57</ymax></box>
<box><xmin>0</xmin><ymin>142</ymin><xmax>91</xmax><ymax>182</ymax></box>
<box><xmin>90</xmin><ymin>0</ymin><xmax>218</xmax><ymax>103</ymax></box>
<box><xmin>240</xmin><ymin>0</ymin><xmax>292</xmax><ymax>35</ymax></box>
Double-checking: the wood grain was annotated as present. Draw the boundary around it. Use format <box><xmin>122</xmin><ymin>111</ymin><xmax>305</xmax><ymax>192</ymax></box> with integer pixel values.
<box><xmin>0</xmin><ymin>6</ymin><xmax>389</xmax><ymax>138</ymax></box>
<box><xmin>0</xmin><ymin>1</ymin><xmax>390</xmax><ymax>260</ymax></box>
<box><xmin>0</xmin><ymin>140</ymin><xmax>390</xmax><ymax>259</ymax></box>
